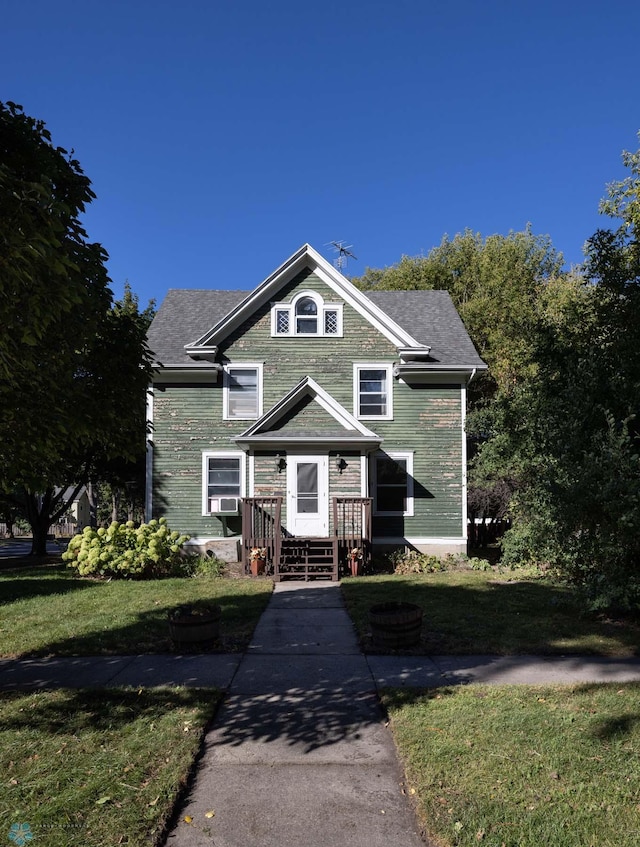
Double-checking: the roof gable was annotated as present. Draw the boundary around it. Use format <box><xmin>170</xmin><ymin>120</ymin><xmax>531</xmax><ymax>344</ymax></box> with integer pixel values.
<box><xmin>188</xmin><ymin>244</ymin><xmax>423</xmax><ymax>354</ymax></box>
<box><xmin>236</xmin><ymin>377</ymin><xmax>381</xmax><ymax>445</ymax></box>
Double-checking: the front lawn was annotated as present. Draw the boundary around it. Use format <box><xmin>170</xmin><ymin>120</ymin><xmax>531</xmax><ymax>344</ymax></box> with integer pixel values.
<box><xmin>0</xmin><ymin>687</ymin><xmax>220</xmax><ymax>846</ymax></box>
<box><xmin>383</xmin><ymin>682</ymin><xmax>640</xmax><ymax>847</ymax></box>
<box><xmin>341</xmin><ymin>571</ymin><xmax>640</xmax><ymax>656</ymax></box>
<box><xmin>0</xmin><ymin>564</ymin><xmax>273</xmax><ymax>658</ymax></box>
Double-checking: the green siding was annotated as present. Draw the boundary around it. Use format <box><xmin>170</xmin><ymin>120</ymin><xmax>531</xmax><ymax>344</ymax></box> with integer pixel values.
<box><xmin>373</xmin><ymin>383</ymin><xmax>463</xmax><ymax>537</ymax></box>
<box><xmin>152</xmin><ymin>270</ymin><xmax>464</xmax><ymax>540</ymax></box>
<box><xmin>269</xmin><ymin>395</ymin><xmax>341</xmax><ymax>434</ymax></box>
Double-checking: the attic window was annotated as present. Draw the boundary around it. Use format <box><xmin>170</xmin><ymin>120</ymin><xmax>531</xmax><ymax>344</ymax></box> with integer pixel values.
<box><xmin>271</xmin><ymin>292</ymin><xmax>343</xmax><ymax>338</ymax></box>
<box><xmin>295</xmin><ymin>297</ymin><xmax>317</xmax><ymax>334</ymax></box>
<box><xmin>324</xmin><ymin>310</ymin><xmax>338</xmax><ymax>334</ymax></box>
<box><xmin>275</xmin><ymin>309</ymin><xmax>289</xmax><ymax>334</ymax></box>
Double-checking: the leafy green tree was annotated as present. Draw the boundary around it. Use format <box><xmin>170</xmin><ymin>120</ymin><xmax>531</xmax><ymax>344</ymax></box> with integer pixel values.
<box><xmin>499</xmin><ymin>135</ymin><xmax>640</xmax><ymax>608</ymax></box>
<box><xmin>0</xmin><ymin>101</ymin><xmax>104</xmax><ymax>383</ymax></box>
<box><xmin>0</xmin><ymin>103</ymin><xmax>154</xmax><ymax>554</ymax></box>
<box><xmin>353</xmin><ymin>226</ymin><xmax>567</xmax><ymax>398</ymax></box>
<box><xmin>84</xmin><ymin>283</ymin><xmax>155</xmax><ymax>529</ymax></box>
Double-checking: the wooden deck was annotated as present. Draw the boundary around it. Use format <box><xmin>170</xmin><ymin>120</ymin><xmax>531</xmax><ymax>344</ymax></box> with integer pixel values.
<box><xmin>242</xmin><ymin>496</ymin><xmax>372</xmax><ymax>581</ymax></box>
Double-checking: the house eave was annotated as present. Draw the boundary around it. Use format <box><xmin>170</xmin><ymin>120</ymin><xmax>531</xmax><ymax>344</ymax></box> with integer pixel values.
<box><xmin>397</xmin><ymin>346</ymin><xmax>432</xmax><ymax>361</ymax></box>
<box><xmin>151</xmin><ymin>362</ymin><xmax>222</xmax><ymax>380</ymax></box>
<box><xmin>393</xmin><ymin>363</ymin><xmax>487</xmax><ymax>380</ymax></box>
<box><xmin>184</xmin><ymin>345</ymin><xmax>219</xmax><ymax>362</ymax></box>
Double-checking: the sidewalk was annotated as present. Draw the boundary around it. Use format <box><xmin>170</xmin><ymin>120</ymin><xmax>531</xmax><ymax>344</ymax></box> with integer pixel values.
<box><xmin>2</xmin><ymin>581</ymin><xmax>640</xmax><ymax>846</ymax></box>
<box><xmin>162</xmin><ymin>581</ymin><xmax>428</xmax><ymax>847</ymax></box>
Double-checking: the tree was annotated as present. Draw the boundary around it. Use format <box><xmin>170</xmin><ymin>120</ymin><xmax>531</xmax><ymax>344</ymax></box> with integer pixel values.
<box><xmin>86</xmin><ymin>282</ymin><xmax>156</xmax><ymax>529</ymax></box>
<box><xmin>353</xmin><ymin>226</ymin><xmax>568</xmax><ymax>399</ymax></box>
<box><xmin>497</xmin><ymin>135</ymin><xmax>640</xmax><ymax>609</ymax></box>
<box><xmin>0</xmin><ymin>102</ymin><xmax>153</xmax><ymax>554</ymax></box>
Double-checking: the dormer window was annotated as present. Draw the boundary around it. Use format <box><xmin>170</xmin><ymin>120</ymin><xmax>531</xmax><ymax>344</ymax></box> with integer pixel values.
<box><xmin>271</xmin><ymin>292</ymin><xmax>343</xmax><ymax>338</ymax></box>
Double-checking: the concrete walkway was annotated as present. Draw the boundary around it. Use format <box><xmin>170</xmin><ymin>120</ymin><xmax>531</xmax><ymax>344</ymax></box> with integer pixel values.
<box><xmin>164</xmin><ymin>581</ymin><xmax>428</xmax><ymax>846</ymax></box>
<box><xmin>2</xmin><ymin>581</ymin><xmax>640</xmax><ymax>846</ymax></box>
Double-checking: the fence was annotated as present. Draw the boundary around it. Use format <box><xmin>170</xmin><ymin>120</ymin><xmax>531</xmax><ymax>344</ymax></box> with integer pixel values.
<box><xmin>0</xmin><ymin>522</ymin><xmax>78</xmax><ymax>539</ymax></box>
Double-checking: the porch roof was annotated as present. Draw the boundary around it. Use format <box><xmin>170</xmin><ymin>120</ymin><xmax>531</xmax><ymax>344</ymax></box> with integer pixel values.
<box><xmin>236</xmin><ymin>376</ymin><xmax>381</xmax><ymax>449</ymax></box>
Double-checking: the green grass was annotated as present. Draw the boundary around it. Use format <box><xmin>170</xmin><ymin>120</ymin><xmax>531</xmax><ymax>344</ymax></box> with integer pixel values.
<box><xmin>0</xmin><ymin>687</ymin><xmax>220</xmax><ymax>846</ymax></box>
<box><xmin>0</xmin><ymin>564</ymin><xmax>273</xmax><ymax>657</ymax></box>
<box><xmin>383</xmin><ymin>683</ymin><xmax>640</xmax><ymax>847</ymax></box>
<box><xmin>341</xmin><ymin>570</ymin><xmax>640</xmax><ymax>656</ymax></box>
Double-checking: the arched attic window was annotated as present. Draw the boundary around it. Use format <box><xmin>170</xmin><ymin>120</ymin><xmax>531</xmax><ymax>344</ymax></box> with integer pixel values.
<box><xmin>271</xmin><ymin>291</ymin><xmax>343</xmax><ymax>337</ymax></box>
<box><xmin>295</xmin><ymin>296</ymin><xmax>317</xmax><ymax>334</ymax></box>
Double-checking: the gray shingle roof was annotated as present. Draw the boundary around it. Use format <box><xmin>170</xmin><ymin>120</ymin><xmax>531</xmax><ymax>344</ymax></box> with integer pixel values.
<box><xmin>147</xmin><ymin>287</ymin><xmax>485</xmax><ymax>368</ymax></box>
<box><xmin>147</xmin><ymin>290</ymin><xmax>247</xmax><ymax>365</ymax></box>
<box><xmin>367</xmin><ymin>290</ymin><xmax>485</xmax><ymax>367</ymax></box>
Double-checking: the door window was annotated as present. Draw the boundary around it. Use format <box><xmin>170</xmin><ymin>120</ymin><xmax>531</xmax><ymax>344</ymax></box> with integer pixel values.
<box><xmin>296</xmin><ymin>462</ymin><xmax>318</xmax><ymax>513</ymax></box>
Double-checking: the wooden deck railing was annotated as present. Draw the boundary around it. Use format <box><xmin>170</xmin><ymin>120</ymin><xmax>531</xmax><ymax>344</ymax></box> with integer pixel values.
<box><xmin>241</xmin><ymin>496</ymin><xmax>372</xmax><ymax>576</ymax></box>
<box><xmin>333</xmin><ymin>496</ymin><xmax>372</xmax><ymax>571</ymax></box>
<box><xmin>241</xmin><ymin>497</ymin><xmax>282</xmax><ymax>575</ymax></box>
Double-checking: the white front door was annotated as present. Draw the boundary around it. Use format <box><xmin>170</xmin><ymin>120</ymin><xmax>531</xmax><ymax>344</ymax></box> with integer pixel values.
<box><xmin>286</xmin><ymin>455</ymin><xmax>328</xmax><ymax>537</ymax></box>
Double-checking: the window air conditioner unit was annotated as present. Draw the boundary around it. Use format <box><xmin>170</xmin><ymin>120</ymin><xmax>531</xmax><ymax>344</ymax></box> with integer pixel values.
<box><xmin>209</xmin><ymin>497</ymin><xmax>240</xmax><ymax>514</ymax></box>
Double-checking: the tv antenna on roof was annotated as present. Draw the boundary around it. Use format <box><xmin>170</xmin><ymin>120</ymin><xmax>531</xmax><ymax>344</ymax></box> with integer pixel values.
<box><xmin>327</xmin><ymin>240</ymin><xmax>357</xmax><ymax>273</ymax></box>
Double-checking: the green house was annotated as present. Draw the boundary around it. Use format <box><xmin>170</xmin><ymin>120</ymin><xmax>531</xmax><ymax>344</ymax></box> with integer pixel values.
<box><xmin>146</xmin><ymin>244</ymin><xmax>486</xmax><ymax>579</ymax></box>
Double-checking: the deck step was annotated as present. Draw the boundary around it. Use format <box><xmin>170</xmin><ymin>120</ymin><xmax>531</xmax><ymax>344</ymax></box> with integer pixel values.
<box><xmin>275</xmin><ymin>538</ymin><xmax>338</xmax><ymax>582</ymax></box>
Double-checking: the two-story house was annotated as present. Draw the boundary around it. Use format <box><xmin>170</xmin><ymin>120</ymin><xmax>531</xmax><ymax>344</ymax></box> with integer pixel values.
<box><xmin>146</xmin><ymin>243</ymin><xmax>486</xmax><ymax>579</ymax></box>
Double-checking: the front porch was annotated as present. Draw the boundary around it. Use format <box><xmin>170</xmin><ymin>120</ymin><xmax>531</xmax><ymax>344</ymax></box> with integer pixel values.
<box><xmin>241</xmin><ymin>496</ymin><xmax>372</xmax><ymax>581</ymax></box>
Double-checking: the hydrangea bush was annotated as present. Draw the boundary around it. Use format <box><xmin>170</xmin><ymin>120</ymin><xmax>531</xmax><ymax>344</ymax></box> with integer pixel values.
<box><xmin>63</xmin><ymin>518</ymin><xmax>190</xmax><ymax>579</ymax></box>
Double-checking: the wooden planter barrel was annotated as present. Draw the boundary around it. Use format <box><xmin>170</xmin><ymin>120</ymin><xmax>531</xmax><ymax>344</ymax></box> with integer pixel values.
<box><xmin>369</xmin><ymin>602</ymin><xmax>423</xmax><ymax>649</ymax></box>
<box><xmin>168</xmin><ymin>605</ymin><xmax>221</xmax><ymax>648</ymax></box>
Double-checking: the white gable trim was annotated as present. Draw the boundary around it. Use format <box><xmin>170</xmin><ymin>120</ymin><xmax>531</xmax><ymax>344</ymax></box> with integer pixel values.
<box><xmin>239</xmin><ymin>376</ymin><xmax>380</xmax><ymax>439</ymax></box>
<box><xmin>186</xmin><ymin>244</ymin><xmax>422</xmax><ymax>353</ymax></box>
<box><xmin>309</xmin><ymin>260</ymin><xmax>420</xmax><ymax>349</ymax></box>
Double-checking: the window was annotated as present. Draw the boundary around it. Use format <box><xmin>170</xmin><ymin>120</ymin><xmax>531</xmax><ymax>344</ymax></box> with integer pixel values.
<box><xmin>354</xmin><ymin>364</ymin><xmax>393</xmax><ymax>420</ymax></box>
<box><xmin>295</xmin><ymin>297</ymin><xmax>317</xmax><ymax>334</ymax></box>
<box><xmin>296</xmin><ymin>462</ymin><xmax>318</xmax><ymax>513</ymax></box>
<box><xmin>275</xmin><ymin>309</ymin><xmax>289</xmax><ymax>334</ymax></box>
<box><xmin>223</xmin><ymin>364</ymin><xmax>262</xmax><ymax>420</ymax></box>
<box><xmin>373</xmin><ymin>452</ymin><xmax>414</xmax><ymax>516</ymax></box>
<box><xmin>271</xmin><ymin>292</ymin><xmax>343</xmax><ymax>337</ymax></box>
<box><xmin>324</xmin><ymin>309</ymin><xmax>338</xmax><ymax>334</ymax></box>
<box><xmin>202</xmin><ymin>451</ymin><xmax>245</xmax><ymax>515</ymax></box>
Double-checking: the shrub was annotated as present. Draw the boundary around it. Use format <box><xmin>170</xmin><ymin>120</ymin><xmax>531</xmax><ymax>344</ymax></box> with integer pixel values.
<box><xmin>390</xmin><ymin>550</ymin><xmax>492</xmax><ymax>575</ymax></box>
<box><xmin>63</xmin><ymin>518</ymin><xmax>190</xmax><ymax>579</ymax></box>
<box><xmin>180</xmin><ymin>552</ymin><xmax>226</xmax><ymax>579</ymax></box>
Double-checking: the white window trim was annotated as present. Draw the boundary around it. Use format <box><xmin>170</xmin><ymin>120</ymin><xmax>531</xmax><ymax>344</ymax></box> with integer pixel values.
<box><xmin>202</xmin><ymin>450</ymin><xmax>246</xmax><ymax>516</ymax></box>
<box><xmin>222</xmin><ymin>363</ymin><xmax>263</xmax><ymax>421</ymax></box>
<box><xmin>372</xmin><ymin>450</ymin><xmax>414</xmax><ymax>517</ymax></box>
<box><xmin>353</xmin><ymin>363</ymin><xmax>394</xmax><ymax>421</ymax></box>
<box><xmin>322</xmin><ymin>305</ymin><xmax>342</xmax><ymax>336</ymax></box>
<box><xmin>270</xmin><ymin>291</ymin><xmax>343</xmax><ymax>338</ymax></box>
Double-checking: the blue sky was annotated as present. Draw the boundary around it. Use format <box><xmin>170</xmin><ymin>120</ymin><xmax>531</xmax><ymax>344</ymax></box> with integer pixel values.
<box><xmin>3</xmin><ymin>0</ymin><xmax>639</xmax><ymax>308</ymax></box>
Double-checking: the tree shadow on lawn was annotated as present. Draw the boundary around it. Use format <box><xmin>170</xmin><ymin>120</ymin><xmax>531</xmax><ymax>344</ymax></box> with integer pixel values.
<box><xmin>341</xmin><ymin>577</ymin><xmax>640</xmax><ymax>657</ymax></box>
<box><xmin>0</xmin><ymin>686</ymin><xmax>219</xmax><ymax>734</ymax></box>
<box><xmin>0</xmin><ymin>565</ymin><xmax>96</xmax><ymax>603</ymax></box>
<box><xmin>5</xmin><ymin>588</ymin><xmax>270</xmax><ymax>658</ymax></box>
